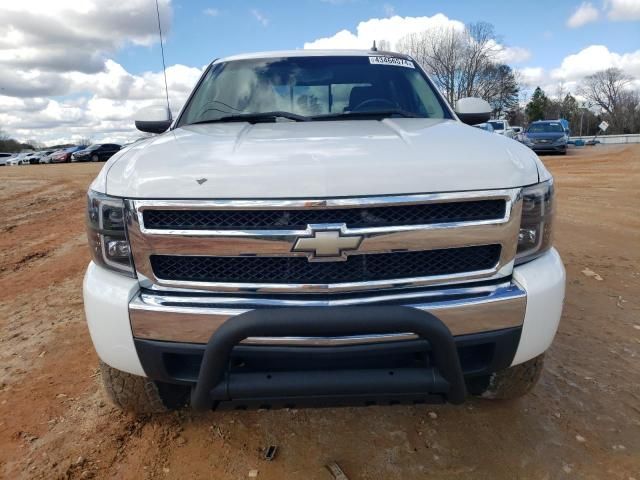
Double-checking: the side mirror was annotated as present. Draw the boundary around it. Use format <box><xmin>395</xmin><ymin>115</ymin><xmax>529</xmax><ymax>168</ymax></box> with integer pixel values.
<box><xmin>134</xmin><ymin>105</ymin><xmax>172</xmax><ymax>134</ymax></box>
<box><xmin>455</xmin><ymin>97</ymin><xmax>492</xmax><ymax>125</ymax></box>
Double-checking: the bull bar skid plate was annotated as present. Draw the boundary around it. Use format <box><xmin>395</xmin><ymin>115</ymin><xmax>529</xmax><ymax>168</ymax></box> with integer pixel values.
<box><xmin>190</xmin><ymin>306</ymin><xmax>467</xmax><ymax>411</ymax></box>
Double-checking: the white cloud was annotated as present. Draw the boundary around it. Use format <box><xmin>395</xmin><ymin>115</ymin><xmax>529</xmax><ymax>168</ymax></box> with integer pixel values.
<box><xmin>567</xmin><ymin>2</ymin><xmax>600</xmax><ymax>28</ymax></box>
<box><xmin>0</xmin><ymin>0</ymin><xmax>208</xmax><ymax>146</ymax></box>
<box><xmin>605</xmin><ymin>0</ymin><xmax>640</xmax><ymax>20</ymax></box>
<box><xmin>304</xmin><ymin>14</ymin><xmax>530</xmax><ymax>64</ymax></box>
<box><xmin>250</xmin><ymin>9</ymin><xmax>269</xmax><ymax>26</ymax></box>
<box><xmin>518</xmin><ymin>67</ymin><xmax>546</xmax><ymax>86</ymax></box>
<box><xmin>0</xmin><ymin>0</ymin><xmax>172</xmax><ymax>74</ymax></box>
<box><xmin>0</xmin><ymin>60</ymin><xmax>203</xmax><ymax>145</ymax></box>
<box><xmin>551</xmin><ymin>45</ymin><xmax>640</xmax><ymax>81</ymax></box>
<box><xmin>203</xmin><ymin>8</ymin><xmax>219</xmax><ymax>17</ymax></box>
<box><xmin>304</xmin><ymin>14</ymin><xmax>465</xmax><ymax>50</ymax></box>
<box><xmin>515</xmin><ymin>44</ymin><xmax>640</xmax><ymax>101</ymax></box>
<box><xmin>493</xmin><ymin>44</ymin><xmax>531</xmax><ymax>64</ymax></box>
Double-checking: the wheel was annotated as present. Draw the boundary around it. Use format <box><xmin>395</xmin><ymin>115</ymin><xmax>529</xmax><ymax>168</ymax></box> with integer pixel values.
<box><xmin>91</xmin><ymin>154</ymin><xmax>99</xmax><ymax>162</ymax></box>
<box><xmin>469</xmin><ymin>354</ymin><xmax>545</xmax><ymax>400</ymax></box>
<box><xmin>99</xmin><ymin>360</ymin><xmax>188</xmax><ymax>414</ymax></box>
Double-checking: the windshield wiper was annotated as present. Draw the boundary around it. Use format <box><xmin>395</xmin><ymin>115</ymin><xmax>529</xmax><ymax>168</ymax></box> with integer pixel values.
<box><xmin>190</xmin><ymin>111</ymin><xmax>310</xmax><ymax>125</ymax></box>
<box><xmin>312</xmin><ymin>110</ymin><xmax>423</xmax><ymax>121</ymax></box>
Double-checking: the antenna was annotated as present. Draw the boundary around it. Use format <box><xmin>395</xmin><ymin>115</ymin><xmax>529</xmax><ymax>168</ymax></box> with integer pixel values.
<box><xmin>371</xmin><ymin>40</ymin><xmax>378</xmax><ymax>52</ymax></box>
<box><xmin>155</xmin><ymin>0</ymin><xmax>171</xmax><ymax>115</ymax></box>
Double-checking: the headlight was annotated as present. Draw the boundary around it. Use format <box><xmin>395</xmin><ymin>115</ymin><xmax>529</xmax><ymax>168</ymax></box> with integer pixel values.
<box><xmin>522</xmin><ymin>136</ymin><xmax>534</xmax><ymax>146</ymax></box>
<box><xmin>86</xmin><ymin>190</ymin><xmax>135</xmax><ymax>277</ymax></box>
<box><xmin>515</xmin><ymin>179</ymin><xmax>554</xmax><ymax>265</ymax></box>
<box><xmin>553</xmin><ymin>136</ymin><xmax>568</xmax><ymax>145</ymax></box>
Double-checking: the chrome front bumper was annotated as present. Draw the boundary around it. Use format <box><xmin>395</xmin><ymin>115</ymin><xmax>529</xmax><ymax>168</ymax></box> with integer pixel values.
<box><xmin>129</xmin><ymin>281</ymin><xmax>526</xmax><ymax>346</ymax></box>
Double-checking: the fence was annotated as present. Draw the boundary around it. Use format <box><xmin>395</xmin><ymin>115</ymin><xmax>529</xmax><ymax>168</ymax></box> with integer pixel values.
<box><xmin>570</xmin><ymin>134</ymin><xmax>640</xmax><ymax>145</ymax></box>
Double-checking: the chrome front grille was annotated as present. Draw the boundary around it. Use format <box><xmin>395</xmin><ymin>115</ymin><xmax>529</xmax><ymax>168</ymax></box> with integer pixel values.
<box><xmin>142</xmin><ymin>200</ymin><xmax>506</xmax><ymax>230</ymax></box>
<box><xmin>150</xmin><ymin>245</ymin><xmax>501</xmax><ymax>285</ymax></box>
<box><xmin>126</xmin><ymin>190</ymin><xmax>522</xmax><ymax>294</ymax></box>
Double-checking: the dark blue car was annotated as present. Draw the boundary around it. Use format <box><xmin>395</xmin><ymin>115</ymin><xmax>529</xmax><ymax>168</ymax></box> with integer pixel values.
<box><xmin>522</xmin><ymin>121</ymin><xmax>568</xmax><ymax>155</ymax></box>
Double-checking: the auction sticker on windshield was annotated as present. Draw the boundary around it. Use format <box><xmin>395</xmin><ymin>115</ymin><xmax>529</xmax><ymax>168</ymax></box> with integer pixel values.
<box><xmin>369</xmin><ymin>56</ymin><xmax>415</xmax><ymax>68</ymax></box>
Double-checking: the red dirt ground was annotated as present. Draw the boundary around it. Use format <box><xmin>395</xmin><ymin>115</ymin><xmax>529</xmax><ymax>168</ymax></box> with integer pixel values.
<box><xmin>1</xmin><ymin>145</ymin><xmax>638</xmax><ymax>479</ymax></box>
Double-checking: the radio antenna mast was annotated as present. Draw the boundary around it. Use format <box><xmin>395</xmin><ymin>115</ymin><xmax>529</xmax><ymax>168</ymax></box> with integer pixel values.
<box><xmin>154</xmin><ymin>0</ymin><xmax>171</xmax><ymax>114</ymax></box>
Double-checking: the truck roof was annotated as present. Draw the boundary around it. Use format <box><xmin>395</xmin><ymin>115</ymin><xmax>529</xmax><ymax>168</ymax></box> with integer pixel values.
<box><xmin>216</xmin><ymin>49</ymin><xmax>412</xmax><ymax>63</ymax></box>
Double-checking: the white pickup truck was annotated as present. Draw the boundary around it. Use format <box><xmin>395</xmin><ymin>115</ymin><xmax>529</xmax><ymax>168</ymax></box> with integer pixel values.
<box><xmin>488</xmin><ymin>119</ymin><xmax>517</xmax><ymax>139</ymax></box>
<box><xmin>84</xmin><ymin>50</ymin><xmax>565</xmax><ymax>413</ymax></box>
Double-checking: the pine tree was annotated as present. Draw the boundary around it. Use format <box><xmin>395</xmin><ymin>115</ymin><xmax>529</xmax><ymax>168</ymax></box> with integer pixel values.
<box><xmin>525</xmin><ymin>87</ymin><xmax>549</xmax><ymax>122</ymax></box>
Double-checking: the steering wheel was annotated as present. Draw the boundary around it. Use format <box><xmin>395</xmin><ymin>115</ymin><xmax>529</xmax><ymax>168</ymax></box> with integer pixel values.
<box><xmin>351</xmin><ymin>98</ymin><xmax>397</xmax><ymax>112</ymax></box>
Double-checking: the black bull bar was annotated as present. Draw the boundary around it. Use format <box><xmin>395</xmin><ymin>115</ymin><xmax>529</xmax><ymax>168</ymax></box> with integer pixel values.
<box><xmin>190</xmin><ymin>306</ymin><xmax>467</xmax><ymax>411</ymax></box>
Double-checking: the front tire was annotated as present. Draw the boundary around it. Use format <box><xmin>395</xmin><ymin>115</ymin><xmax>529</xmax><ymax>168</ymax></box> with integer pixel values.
<box><xmin>472</xmin><ymin>354</ymin><xmax>545</xmax><ymax>400</ymax></box>
<box><xmin>99</xmin><ymin>361</ymin><xmax>189</xmax><ymax>414</ymax></box>
<box><xmin>91</xmin><ymin>154</ymin><xmax>99</xmax><ymax>162</ymax></box>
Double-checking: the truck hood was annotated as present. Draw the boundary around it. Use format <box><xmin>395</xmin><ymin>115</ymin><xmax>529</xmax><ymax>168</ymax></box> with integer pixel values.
<box><xmin>102</xmin><ymin>118</ymin><xmax>541</xmax><ymax>198</ymax></box>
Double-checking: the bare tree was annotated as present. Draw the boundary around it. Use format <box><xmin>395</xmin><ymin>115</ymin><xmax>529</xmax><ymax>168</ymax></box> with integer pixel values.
<box><xmin>26</xmin><ymin>139</ymin><xmax>44</xmax><ymax>150</ymax></box>
<box><xmin>397</xmin><ymin>26</ymin><xmax>462</xmax><ymax>104</ymax></box>
<box><xmin>396</xmin><ymin>22</ymin><xmax>518</xmax><ymax>115</ymax></box>
<box><xmin>456</xmin><ymin>22</ymin><xmax>501</xmax><ymax>100</ymax></box>
<box><xmin>617</xmin><ymin>90</ymin><xmax>640</xmax><ymax>134</ymax></box>
<box><xmin>77</xmin><ymin>137</ymin><xmax>93</xmax><ymax>146</ymax></box>
<box><xmin>376</xmin><ymin>39</ymin><xmax>392</xmax><ymax>51</ymax></box>
<box><xmin>579</xmin><ymin>68</ymin><xmax>633</xmax><ymax>132</ymax></box>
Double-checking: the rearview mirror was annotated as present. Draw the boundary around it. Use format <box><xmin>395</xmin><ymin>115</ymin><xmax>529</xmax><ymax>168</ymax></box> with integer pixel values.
<box><xmin>134</xmin><ymin>105</ymin><xmax>172</xmax><ymax>134</ymax></box>
<box><xmin>454</xmin><ymin>97</ymin><xmax>492</xmax><ymax>125</ymax></box>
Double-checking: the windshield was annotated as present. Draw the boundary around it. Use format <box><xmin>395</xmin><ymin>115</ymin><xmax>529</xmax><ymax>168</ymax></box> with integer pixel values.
<box><xmin>86</xmin><ymin>144</ymin><xmax>101</xmax><ymax>150</ymax></box>
<box><xmin>178</xmin><ymin>56</ymin><xmax>450</xmax><ymax>126</ymax></box>
<box><xmin>488</xmin><ymin>121</ymin><xmax>505</xmax><ymax>131</ymax></box>
<box><xmin>527</xmin><ymin>122</ymin><xmax>564</xmax><ymax>133</ymax></box>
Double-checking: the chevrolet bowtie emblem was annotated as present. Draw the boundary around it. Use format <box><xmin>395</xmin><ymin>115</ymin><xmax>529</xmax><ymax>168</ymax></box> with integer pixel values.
<box><xmin>292</xmin><ymin>228</ymin><xmax>363</xmax><ymax>261</ymax></box>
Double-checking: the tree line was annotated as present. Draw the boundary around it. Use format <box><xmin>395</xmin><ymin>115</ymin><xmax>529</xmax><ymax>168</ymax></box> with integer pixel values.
<box><xmin>516</xmin><ymin>68</ymin><xmax>639</xmax><ymax>135</ymax></box>
<box><xmin>0</xmin><ymin>130</ymin><xmax>35</xmax><ymax>153</ymax></box>
<box><xmin>384</xmin><ymin>22</ymin><xmax>638</xmax><ymax>135</ymax></box>
<box><xmin>0</xmin><ymin>130</ymin><xmax>94</xmax><ymax>153</ymax></box>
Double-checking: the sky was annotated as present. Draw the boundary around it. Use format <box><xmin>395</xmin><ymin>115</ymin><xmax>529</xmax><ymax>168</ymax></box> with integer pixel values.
<box><xmin>0</xmin><ymin>0</ymin><xmax>639</xmax><ymax>146</ymax></box>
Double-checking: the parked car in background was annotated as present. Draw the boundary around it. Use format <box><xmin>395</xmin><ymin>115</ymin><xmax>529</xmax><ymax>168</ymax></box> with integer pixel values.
<box><xmin>487</xmin><ymin>120</ymin><xmax>516</xmax><ymax>139</ymax></box>
<box><xmin>0</xmin><ymin>153</ymin><xmax>13</xmax><ymax>166</ymax></box>
<box><xmin>40</xmin><ymin>150</ymin><xmax>62</xmax><ymax>164</ymax></box>
<box><xmin>558</xmin><ymin>118</ymin><xmax>570</xmax><ymax>135</ymax></box>
<box><xmin>71</xmin><ymin>144</ymin><xmax>121</xmax><ymax>162</ymax></box>
<box><xmin>473</xmin><ymin>122</ymin><xmax>494</xmax><ymax>133</ymax></box>
<box><xmin>511</xmin><ymin>126</ymin><xmax>525</xmax><ymax>142</ymax></box>
<box><xmin>22</xmin><ymin>152</ymin><xmax>38</xmax><ymax>164</ymax></box>
<box><xmin>7</xmin><ymin>153</ymin><xmax>31</xmax><ymax>165</ymax></box>
<box><xmin>521</xmin><ymin>121</ymin><xmax>568</xmax><ymax>155</ymax></box>
<box><xmin>30</xmin><ymin>150</ymin><xmax>56</xmax><ymax>164</ymax></box>
<box><xmin>49</xmin><ymin>145</ymin><xmax>87</xmax><ymax>163</ymax></box>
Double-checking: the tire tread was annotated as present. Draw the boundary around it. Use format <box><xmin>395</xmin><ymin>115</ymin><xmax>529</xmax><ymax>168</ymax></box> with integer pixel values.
<box><xmin>99</xmin><ymin>361</ymin><xmax>167</xmax><ymax>414</ymax></box>
<box><xmin>481</xmin><ymin>354</ymin><xmax>545</xmax><ymax>400</ymax></box>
